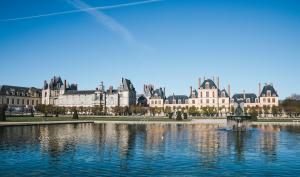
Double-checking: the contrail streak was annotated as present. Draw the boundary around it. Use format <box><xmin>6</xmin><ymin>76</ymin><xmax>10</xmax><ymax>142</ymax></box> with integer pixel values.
<box><xmin>68</xmin><ymin>0</ymin><xmax>135</xmax><ymax>44</ymax></box>
<box><xmin>0</xmin><ymin>0</ymin><xmax>163</xmax><ymax>22</ymax></box>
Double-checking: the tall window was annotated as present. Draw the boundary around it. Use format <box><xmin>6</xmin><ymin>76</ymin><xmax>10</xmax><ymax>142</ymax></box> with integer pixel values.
<box><xmin>272</xmin><ymin>98</ymin><xmax>275</xmax><ymax>103</ymax></box>
<box><xmin>192</xmin><ymin>100</ymin><xmax>195</xmax><ymax>104</ymax></box>
<box><xmin>267</xmin><ymin>90</ymin><xmax>271</xmax><ymax>97</ymax></box>
<box><xmin>213</xmin><ymin>92</ymin><xmax>215</xmax><ymax>97</ymax></box>
<box><xmin>206</xmin><ymin>99</ymin><xmax>209</xmax><ymax>104</ymax></box>
<box><xmin>206</xmin><ymin>92</ymin><xmax>209</xmax><ymax>97</ymax></box>
<box><xmin>205</xmin><ymin>82</ymin><xmax>209</xmax><ymax>89</ymax></box>
<box><xmin>17</xmin><ymin>99</ymin><xmax>19</xmax><ymax>105</ymax></box>
<box><xmin>12</xmin><ymin>99</ymin><xmax>14</xmax><ymax>104</ymax></box>
<box><xmin>222</xmin><ymin>99</ymin><xmax>225</xmax><ymax>104</ymax></box>
<box><xmin>6</xmin><ymin>98</ymin><xmax>9</xmax><ymax>104</ymax></box>
<box><xmin>200</xmin><ymin>92</ymin><xmax>203</xmax><ymax>98</ymax></box>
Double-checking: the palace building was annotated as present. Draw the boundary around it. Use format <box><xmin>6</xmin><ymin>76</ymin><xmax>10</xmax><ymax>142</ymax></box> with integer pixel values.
<box><xmin>149</xmin><ymin>77</ymin><xmax>279</xmax><ymax>114</ymax></box>
<box><xmin>0</xmin><ymin>85</ymin><xmax>42</xmax><ymax>111</ymax></box>
<box><xmin>42</xmin><ymin>76</ymin><xmax>136</xmax><ymax>113</ymax></box>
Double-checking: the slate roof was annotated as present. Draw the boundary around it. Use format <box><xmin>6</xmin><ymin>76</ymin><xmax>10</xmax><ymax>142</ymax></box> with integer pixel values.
<box><xmin>232</xmin><ymin>93</ymin><xmax>257</xmax><ymax>103</ymax></box>
<box><xmin>121</xmin><ymin>78</ymin><xmax>135</xmax><ymax>92</ymax></box>
<box><xmin>200</xmin><ymin>79</ymin><xmax>218</xmax><ymax>89</ymax></box>
<box><xmin>219</xmin><ymin>89</ymin><xmax>229</xmax><ymax>97</ymax></box>
<box><xmin>0</xmin><ymin>85</ymin><xmax>41</xmax><ymax>97</ymax></box>
<box><xmin>189</xmin><ymin>89</ymin><xmax>198</xmax><ymax>98</ymax></box>
<box><xmin>260</xmin><ymin>84</ymin><xmax>278</xmax><ymax>97</ymax></box>
<box><xmin>48</xmin><ymin>76</ymin><xmax>63</xmax><ymax>90</ymax></box>
<box><xmin>137</xmin><ymin>95</ymin><xmax>147</xmax><ymax>105</ymax></box>
<box><xmin>64</xmin><ymin>90</ymin><xmax>96</xmax><ymax>95</ymax></box>
<box><xmin>166</xmin><ymin>95</ymin><xmax>188</xmax><ymax>104</ymax></box>
<box><xmin>151</xmin><ymin>88</ymin><xmax>165</xmax><ymax>98</ymax></box>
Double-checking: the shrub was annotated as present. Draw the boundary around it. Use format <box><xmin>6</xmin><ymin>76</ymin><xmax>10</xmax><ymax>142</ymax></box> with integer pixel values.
<box><xmin>176</xmin><ymin>111</ymin><xmax>182</xmax><ymax>120</ymax></box>
<box><xmin>73</xmin><ymin>108</ymin><xmax>79</xmax><ymax>119</ymax></box>
<box><xmin>183</xmin><ymin>113</ymin><xmax>188</xmax><ymax>119</ymax></box>
<box><xmin>0</xmin><ymin>104</ymin><xmax>8</xmax><ymax>121</ymax></box>
<box><xmin>168</xmin><ymin>112</ymin><xmax>173</xmax><ymax>119</ymax></box>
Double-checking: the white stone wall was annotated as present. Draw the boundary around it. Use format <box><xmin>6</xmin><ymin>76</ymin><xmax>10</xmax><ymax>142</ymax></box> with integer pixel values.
<box><xmin>0</xmin><ymin>95</ymin><xmax>41</xmax><ymax>107</ymax></box>
<box><xmin>55</xmin><ymin>94</ymin><xmax>96</xmax><ymax>107</ymax></box>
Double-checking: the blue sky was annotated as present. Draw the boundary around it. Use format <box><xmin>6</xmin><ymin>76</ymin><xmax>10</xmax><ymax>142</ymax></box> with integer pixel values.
<box><xmin>0</xmin><ymin>0</ymin><xmax>300</xmax><ymax>99</ymax></box>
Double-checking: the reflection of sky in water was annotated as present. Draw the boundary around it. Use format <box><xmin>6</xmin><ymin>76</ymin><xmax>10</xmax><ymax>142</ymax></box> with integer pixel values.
<box><xmin>0</xmin><ymin>123</ymin><xmax>300</xmax><ymax>176</ymax></box>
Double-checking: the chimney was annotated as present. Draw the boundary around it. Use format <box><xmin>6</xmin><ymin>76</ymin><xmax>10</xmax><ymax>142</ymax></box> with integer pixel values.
<box><xmin>217</xmin><ymin>77</ymin><xmax>220</xmax><ymax>89</ymax></box>
<box><xmin>228</xmin><ymin>84</ymin><xmax>231</xmax><ymax>97</ymax></box>
<box><xmin>190</xmin><ymin>86</ymin><xmax>193</xmax><ymax>97</ymax></box>
<box><xmin>243</xmin><ymin>90</ymin><xmax>246</xmax><ymax>99</ymax></box>
<box><xmin>259</xmin><ymin>83</ymin><xmax>262</xmax><ymax>96</ymax></box>
<box><xmin>163</xmin><ymin>87</ymin><xmax>166</xmax><ymax>97</ymax></box>
<box><xmin>64</xmin><ymin>80</ymin><xmax>67</xmax><ymax>90</ymax></box>
<box><xmin>109</xmin><ymin>86</ymin><xmax>113</xmax><ymax>94</ymax></box>
<box><xmin>198</xmin><ymin>78</ymin><xmax>201</xmax><ymax>89</ymax></box>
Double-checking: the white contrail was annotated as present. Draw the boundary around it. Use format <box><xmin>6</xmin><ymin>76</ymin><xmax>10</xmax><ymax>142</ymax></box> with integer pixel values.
<box><xmin>0</xmin><ymin>0</ymin><xmax>163</xmax><ymax>22</ymax></box>
<box><xmin>67</xmin><ymin>0</ymin><xmax>136</xmax><ymax>44</ymax></box>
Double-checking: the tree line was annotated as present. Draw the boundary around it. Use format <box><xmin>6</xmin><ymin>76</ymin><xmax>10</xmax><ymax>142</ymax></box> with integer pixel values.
<box><xmin>1</xmin><ymin>97</ymin><xmax>300</xmax><ymax>120</ymax></box>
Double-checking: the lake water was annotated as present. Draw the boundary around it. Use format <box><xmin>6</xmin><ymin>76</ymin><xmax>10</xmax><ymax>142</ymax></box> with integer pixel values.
<box><xmin>1</xmin><ymin>123</ymin><xmax>300</xmax><ymax>176</ymax></box>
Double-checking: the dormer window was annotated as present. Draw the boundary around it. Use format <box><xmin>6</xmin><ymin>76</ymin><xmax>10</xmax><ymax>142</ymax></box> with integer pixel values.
<box><xmin>205</xmin><ymin>82</ymin><xmax>209</xmax><ymax>89</ymax></box>
<box><xmin>173</xmin><ymin>100</ymin><xmax>176</xmax><ymax>104</ymax></box>
<box><xmin>178</xmin><ymin>100</ymin><xmax>182</xmax><ymax>104</ymax></box>
<box><xmin>221</xmin><ymin>92</ymin><xmax>225</xmax><ymax>97</ymax></box>
<box><xmin>185</xmin><ymin>100</ymin><xmax>188</xmax><ymax>104</ymax></box>
<box><xmin>255</xmin><ymin>98</ymin><xmax>259</xmax><ymax>103</ymax></box>
<box><xmin>246</xmin><ymin>98</ymin><xmax>250</xmax><ymax>103</ymax></box>
<box><xmin>165</xmin><ymin>100</ymin><xmax>169</xmax><ymax>104</ymax></box>
<box><xmin>267</xmin><ymin>90</ymin><xmax>271</xmax><ymax>97</ymax></box>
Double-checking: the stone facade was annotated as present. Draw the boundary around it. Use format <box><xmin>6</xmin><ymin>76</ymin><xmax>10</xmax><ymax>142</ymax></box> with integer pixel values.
<box><xmin>0</xmin><ymin>85</ymin><xmax>42</xmax><ymax>110</ymax></box>
<box><xmin>42</xmin><ymin>76</ymin><xmax>136</xmax><ymax>114</ymax></box>
<box><xmin>149</xmin><ymin>77</ymin><xmax>279</xmax><ymax>114</ymax></box>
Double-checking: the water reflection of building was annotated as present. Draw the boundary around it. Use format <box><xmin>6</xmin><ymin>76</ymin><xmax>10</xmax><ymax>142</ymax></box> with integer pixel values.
<box><xmin>257</xmin><ymin>125</ymin><xmax>280</xmax><ymax>162</ymax></box>
<box><xmin>39</xmin><ymin>124</ymin><xmax>95</xmax><ymax>157</ymax></box>
<box><xmin>188</xmin><ymin>124</ymin><xmax>227</xmax><ymax>167</ymax></box>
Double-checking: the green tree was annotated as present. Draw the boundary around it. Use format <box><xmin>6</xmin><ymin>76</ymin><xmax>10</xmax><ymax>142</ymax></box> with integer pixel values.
<box><xmin>249</xmin><ymin>107</ymin><xmax>258</xmax><ymax>119</ymax></box>
<box><xmin>164</xmin><ymin>106</ymin><xmax>172</xmax><ymax>115</ymax></box>
<box><xmin>281</xmin><ymin>99</ymin><xmax>300</xmax><ymax>117</ymax></box>
<box><xmin>176</xmin><ymin>111</ymin><xmax>182</xmax><ymax>120</ymax></box>
<box><xmin>36</xmin><ymin>104</ymin><xmax>50</xmax><ymax>117</ymax></box>
<box><xmin>271</xmin><ymin>106</ymin><xmax>279</xmax><ymax>117</ymax></box>
<box><xmin>188</xmin><ymin>106</ymin><xmax>198</xmax><ymax>116</ymax></box>
<box><xmin>0</xmin><ymin>104</ymin><xmax>8</xmax><ymax>121</ymax></box>
<box><xmin>72</xmin><ymin>107</ymin><xmax>79</xmax><ymax>119</ymax></box>
<box><xmin>263</xmin><ymin>105</ymin><xmax>270</xmax><ymax>117</ymax></box>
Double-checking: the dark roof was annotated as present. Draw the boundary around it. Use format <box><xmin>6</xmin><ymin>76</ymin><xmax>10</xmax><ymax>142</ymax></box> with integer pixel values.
<box><xmin>189</xmin><ymin>89</ymin><xmax>198</xmax><ymax>98</ymax></box>
<box><xmin>0</xmin><ymin>85</ymin><xmax>41</xmax><ymax>96</ymax></box>
<box><xmin>232</xmin><ymin>93</ymin><xmax>257</xmax><ymax>103</ymax></box>
<box><xmin>121</xmin><ymin>78</ymin><xmax>135</xmax><ymax>92</ymax></box>
<box><xmin>260</xmin><ymin>84</ymin><xmax>278</xmax><ymax>97</ymax></box>
<box><xmin>219</xmin><ymin>89</ymin><xmax>229</xmax><ymax>97</ymax></box>
<box><xmin>151</xmin><ymin>88</ymin><xmax>165</xmax><ymax>98</ymax></box>
<box><xmin>106</xmin><ymin>89</ymin><xmax>118</xmax><ymax>95</ymax></box>
<box><xmin>49</xmin><ymin>76</ymin><xmax>63</xmax><ymax>90</ymax></box>
<box><xmin>166</xmin><ymin>95</ymin><xmax>188</xmax><ymax>104</ymax></box>
<box><xmin>200</xmin><ymin>79</ymin><xmax>218</xmax><ymax>89</ymax></box>
<box><xmin>64</xmin><ymin>90</ymin><xmax>95</xmax><ymax>95</ymax></box>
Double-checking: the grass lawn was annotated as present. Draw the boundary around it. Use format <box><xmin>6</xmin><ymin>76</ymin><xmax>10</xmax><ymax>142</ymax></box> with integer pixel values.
<box><xmin>256</xmin><ymin>118</ymin><xmax>300</xmax><ymax>122</ymax></box>
<box><xmin>5</xmin><ymin>116</ymin><xmax>191</xmax><ymax>122</ymax></box>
